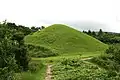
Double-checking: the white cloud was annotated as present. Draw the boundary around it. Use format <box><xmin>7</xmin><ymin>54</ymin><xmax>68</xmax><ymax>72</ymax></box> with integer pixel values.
<box><xmin>0</xmin><ymin>0</ymin><xmax>119</xmax><ymax>32</ymax></box>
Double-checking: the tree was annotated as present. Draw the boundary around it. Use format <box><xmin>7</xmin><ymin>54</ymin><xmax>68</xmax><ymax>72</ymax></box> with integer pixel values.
<box><xmin>31</xmin><ymin>26</ymin><xmax>39</xmax><ymax>32</ymax></box>
<box><xmin>83</xmin><ymin>30</ymin><xmax>87</xmax><ymax>34</ymax></box>
<box><xmin>91</xmin><ymin>31</ymin><xmax>96</xmax><ymax>37</ymax></box>
<box><xmin>88</xmin><ymin>30</ymin><xmax>92</xmax><ymax>35</ymax></box>
<box><xmin>0</xmin><ymin>39</ymin><xmax>17</xmax><ymax>80</ymax></box>
<box><xmin>12</xmin><ymin>32</ymin><xmax>30</xmax><ymax>71</ymax></box>
<box><xmin>41</xmin><ymin>26</ymin><xmax>45</xmax><ymax>29</ymax></box>
<box><xmin>0</xmin><ymin>21</ymin><xmax>31</xmax><ymax>79</ymax></box>
<box><xmin>98</xmin><ymin>29</ymin><xmax>103</xmax><ymax>36</ymax></box>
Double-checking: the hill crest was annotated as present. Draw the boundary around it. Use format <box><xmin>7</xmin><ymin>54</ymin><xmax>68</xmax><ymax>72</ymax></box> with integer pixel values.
<box><xmin>25</xmin><ymin>24</ymin><xmax>108</xmax><ymax>54</ymax></box>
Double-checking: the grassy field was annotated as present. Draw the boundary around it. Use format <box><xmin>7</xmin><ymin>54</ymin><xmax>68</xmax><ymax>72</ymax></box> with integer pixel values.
<box><xmin>25</xmin><ymin>24</ymin><xmax>108</xmax><ymax>56</ymax></box>
<box><xmin>16</xmin><ymin>51</ymin><xmax>106</xmax><ymax>80</ymax></box>
<box><xmin>32</xmin><ymin>51</ymin><xmax>104</xmax><ymax>63</ymax></box>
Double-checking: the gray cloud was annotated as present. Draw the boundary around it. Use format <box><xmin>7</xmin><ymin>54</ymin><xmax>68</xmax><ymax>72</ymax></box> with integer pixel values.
<box><xmin>41</xmin><ymin>20</ymin><xmax>110</xmax><ymax>32</ymax></box>
<box><xmin>64</xmin><ymin>21</ymin><xmax>110</xmax><ymax>32</ymax></box>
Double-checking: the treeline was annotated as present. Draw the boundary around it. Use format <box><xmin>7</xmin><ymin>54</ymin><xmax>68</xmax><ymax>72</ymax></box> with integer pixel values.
<box><xmin>83</xmin><ymin>29</ymin><xmax>120</xmax><ymax>44</ymax></box>
<box><xmin>87</xmin><ymin>29</ymin><xmax>120</xmax><ymax>76</ymax></box>
<box><xmin>0</xmin><ymin>21</ymin><xmax>45</xmax><ymax>80</ymax></box>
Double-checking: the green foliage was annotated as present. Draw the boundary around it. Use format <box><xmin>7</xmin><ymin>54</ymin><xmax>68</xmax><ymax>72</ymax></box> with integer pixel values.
<box><xmin>105</xmin><ymin>45</ymin><xmax>120</xmax><ymax>64</ymax></box>
<box><xmin>31</xmin><ymin>26</ymin><xmax>40</xmax><ymax>32</ymax></box>
<box><xmin>105</xmin><ymin>46</ymin><xmax>116</xmax><ymax>54</ymax></box>
<box><xmin>6</xmin><ymin>22</ymin><xmax>32</xmax><ymax>36</ymax></box>
<box><xmin>28</xmin><ymin>63</ymin><xmax>40</xmax><ymax>73</ymax></box>
<box><xmin>14</xmin><ymin>45</ymin><xmax>30</xmax><ymax>71</ymax></box>
<box><xmin>84</xmin><ymin>29</ymin><xmax>120</xmax><ymax>44</ymax></box>
<box><xmin>12</xmin><ymin>32</ymin><xmax>25</xmax><ymax>43</ymax></box>
<box><xmin>15</xmin><ymin>60</ymin><xmax>46</xmax><ymax>80</ymax></box>
<box><xmin>31</xmin><ymin>26</ymin><xmax>45</xmax><ymax>32</ymax></box>
<box><xmin>0</xmin><ymin>21</ymin><xmax>31</xmax><ymax>79</ymax></box>
<box><xmin>88</xmin><ymin>30</ymin><xmax>92</xmax><ymax>35</ymax></box>
<box><xmin>107</xmin><ymin>45</ymin><xmax>120</xmax><ymax>64</ymax></box>
<box><xmin>13</xmin><ymin>32</ymin><xmax>30</xmax><ymax>71</ymax></box>
<box><xmin>90</xmin><ymin>56</ymin><xmax>120</xmax><ymax>72</ymax></box>
<box><xmin>27</xmin><ymin>44</ymin><xmax>58</xmax><ymax>57</ymax></box>
<box><xmin>41</xmin><ymin>26</ymin><xmax>45</xmax><ymax>29</ymax></box>
<box><xmin>0</xmin><ymin>39</ymin><xmax>17</xmax><ymax>80</ymax></box>
<box><xmin>90</xmin><ymin>45</ymin><xmax>120</xmax><ymax>72</ymax></box>
<box><xmin>25</xmin><ymin>24</ymin><xmax>108</xmax><ymax>56</ymax></box>
<box><xmin>0</xmin><ymin>67</ymin><xmax>15</xmax><ymax>80</ymax></box>
<box><xmin>52</xmin><ymin>58</ymin><xmax>120</xmax><ymax>80</ymax></box>
<box><xmin>28</xmin><ymin>61</ymin><xmax>44</xmax><ymax>73</ymax></box>
<box><xmin>98</xmin><ymin>29</ymin><xmax>103</xmax><ymax>36</ymax></box>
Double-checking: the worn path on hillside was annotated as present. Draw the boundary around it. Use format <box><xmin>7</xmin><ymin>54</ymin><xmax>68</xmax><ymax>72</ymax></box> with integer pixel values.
<box><xmin>45</xmin><ymin>65</ymin><xmax>52</xmax><ymax>80</ymax></box>
<box><xmin>45</xmin><ymin>57</ymin><xmax>92</xmax><ymax>80</ymax></box>
<box><xmin>81</xmin><ymin>57</ymin><xmax>92</xmax><ymax>60</ymax></box>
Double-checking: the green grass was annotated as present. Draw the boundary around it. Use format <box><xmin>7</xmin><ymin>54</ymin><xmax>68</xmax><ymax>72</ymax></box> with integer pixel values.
<box><xmin>19</xmin><ymin>67</ymin><xmax>46</xmax><ymax>80</ymax></box>
<box><xmin>15</xmin><ymin>60</ymin><xmax>47</xmax><ymax>80</ymax></box>
<box><xmin>32</xmin><ymin>51</ymin><xmax>104</xmax><ymax>64</ymax></box>
<box><xmin>25</xmin><ymin>24</ymin><xmax>108</xmax><ymax>56</ymax></box>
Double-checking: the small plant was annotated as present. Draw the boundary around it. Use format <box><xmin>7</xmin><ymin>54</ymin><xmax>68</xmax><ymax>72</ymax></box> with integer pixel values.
<box><xmin>28</xmin><ymin>61</ymin><xmax>44</xmax><ymax>73</ymax></box>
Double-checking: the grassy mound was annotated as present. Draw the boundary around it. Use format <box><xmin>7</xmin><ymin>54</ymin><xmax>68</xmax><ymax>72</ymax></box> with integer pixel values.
<box><xmin>25</xmin><ymin>24</ymin><xmax>108</xmax><ymax>56</ymax></box>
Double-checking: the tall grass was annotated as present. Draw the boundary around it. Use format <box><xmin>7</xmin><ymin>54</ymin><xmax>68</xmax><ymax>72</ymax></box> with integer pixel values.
<box><xmin>15</xmin><ymin>60</ymin><xmax>47</xmax><ymax>80</ymax></box>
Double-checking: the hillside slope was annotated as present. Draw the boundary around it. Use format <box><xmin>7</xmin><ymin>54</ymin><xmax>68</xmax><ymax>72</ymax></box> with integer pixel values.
<box><xmin>24</xmin><ymin>24</ymin><xmax>108</xmax><ymax>54</ymax></box>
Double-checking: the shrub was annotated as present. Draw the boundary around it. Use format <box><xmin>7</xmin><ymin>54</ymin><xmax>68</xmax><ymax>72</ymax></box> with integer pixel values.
<box><xmin>28</xmin><ymin>63</ymin><xmax>40</xmax><ymax>73</ymax></box>
<box><xmin>0</xmin><ymin>39</ymin><xmax>17</xmax><ymax>80</ymax></box>
<box><xmin>27</xmin><ymin>44</ymin><xmax>58</xmax><ymax>57</ymax></box>
<box><xmin>52</xmin><ymin>58</ymin><xmax>120</xmax><ymax>80</ymax></box>
<box><xmin>0</xmin><ymin>67</ymin><xmax>14</xmax><ymax>80</ymax></box>
<box><xmin>28</xmin><ymin>61</ymin><xmax>44</xmax><ymax>73</ymax></box>
<box><xmin>90</xmin><ymin>45</ymin><xmax>120</xmax><ymax>72</ymax></box>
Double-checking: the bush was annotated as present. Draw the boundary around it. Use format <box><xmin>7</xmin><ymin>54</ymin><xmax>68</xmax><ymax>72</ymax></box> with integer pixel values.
<box><xmin>27</xmin><ymin>44</ymin><xmax>58</xmax><ymax>57</ymax></box>
<box><xmin>0</xmin><ymin>39</ymin><xmax>17</xmax><ymax>80</ymax></box>
<box><xmin>105</xmin><ymin>46</ymin><xmax>115</xmax><ymax>54</ymax></box>
<box><xmin>0</xmin><ymin>67</ymin><xmax>14</xmax><ymax>80</ymax></box>
<box><xmin>28</xmin><ymin>63</ymin><xmax>40</xmax><ymax>73</ymax></box>
<box><xmin>52</xmin><ymin>58</ymin><xmax>120</xmax><ymax>80</ymax></box>
<box><xmin>90</xmin><ymin>45</ymin><xmax>120</xmax><ymax>72</ymax></box>
<box><xmin>12</xmin><ymin>32</ymin><xmax>30</xmax><ymax>71</ymax></box>
<box><xmin>28</xmin><ymin>61</ymin><xmax>44</xmax><ymax>73</ymax></box>
<box><xmin>105</xmin><ymin>45</ymin><xmax>120</xmax><ymax>63</ymax></box>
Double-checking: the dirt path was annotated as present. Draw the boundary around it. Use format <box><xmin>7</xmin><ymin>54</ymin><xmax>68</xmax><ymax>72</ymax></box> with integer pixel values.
<box><xmin>81</xmin><ymin>57</ymin><xmax>92</xmax><ymax>60</ymax></box>
<box><xmin>44</xmin><ymin>57</ymin><xmax>92</xmax><ymax>80</ymax></box>
<box><xmin>45</xmin><ymin>65</ymin><xmax>52</xmax><ymax>80</ymax></box>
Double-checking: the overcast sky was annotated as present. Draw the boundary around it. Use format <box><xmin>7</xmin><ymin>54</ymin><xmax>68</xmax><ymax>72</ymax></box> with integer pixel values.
<box><xmin>0</xmin><ymin>0</ymin><xmax>120</xmax><ymax>32</ymax></box>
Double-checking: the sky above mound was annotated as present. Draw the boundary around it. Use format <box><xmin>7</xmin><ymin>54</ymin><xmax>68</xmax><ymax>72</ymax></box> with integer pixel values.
<box><xmin>0</xmin><ymin>0</ymin><xmax>120</xmax><ymax>32</ymax></box>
